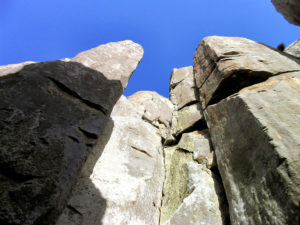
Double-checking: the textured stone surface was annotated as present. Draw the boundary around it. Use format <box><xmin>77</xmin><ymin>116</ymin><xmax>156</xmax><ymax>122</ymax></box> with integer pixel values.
<box><xmin>171</xmin><ymin>103</ymin><xmax>204</xmax><ymax>136</ymax></box>
<box><xmin>272</xmin><ymin>0</ymin><xmax>300</xmax><ymax>25</ymax></box>
<box><xmin>128</xmin><ymin>91</ymin><xmax>173</xmax><ymax>127</ymax></box>
<box><xmin>71</xmin><ymin>40</ymin><xmax>144</xmax><ymax>89</ymax></box>
<box><xmin>178</xmin><ymin>130</ymin><xmax>215</xmax><ymax>168</ymax></box>
<box><xmin>193</xmin><ymin>36</ymin><xmax>300</xmax><ymax>108</ymax></box>
<box><xmin>0</xmin><ymin>41</ymin><xmax>143</xmax><ymax>225</ymax></box>
<box><xmin>57</xmin><ymin>96</ymin><xmax>165</xmax><ymax>225</ymax></box>
<box><xmin>160</xmin><ymin>147</ymin><xmax>193</xmax><ymax>224</ymax></box>
<box><xmin>163</xmin><ymin>162</ymin><xmax>227</xmax><ymax>225</ymax></box>
<box><xmin>169</xmin><ymin>66</ymin><xmax>198</xmax><ymax>110</ymax></box>
<box><xmin>285</xmin><ymin>39</ymin><xmax>300</xmax><ymax>57</ymax></box>
<box><xmin>205</xmin><ymin>72</ymin><xmax>300</xmax><ymax>225</ymax></box>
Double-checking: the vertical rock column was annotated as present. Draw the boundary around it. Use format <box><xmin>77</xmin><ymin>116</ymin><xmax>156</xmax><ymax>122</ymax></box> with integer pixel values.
<box><xmin>160</xmin><ymin>66</ymin><xmax>228</xmax><ymax>225</ymax></box>
<box><xmin>194</xmin><ymin>36</ymin><xmax>300</xmax><ymax>225</ymax></box>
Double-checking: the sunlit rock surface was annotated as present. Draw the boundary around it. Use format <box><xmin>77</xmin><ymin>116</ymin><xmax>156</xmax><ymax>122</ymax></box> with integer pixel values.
<box><xmin>57</xmin><ymin>96</ymin><xmax>165</xmax><ymax>225</ymax></box>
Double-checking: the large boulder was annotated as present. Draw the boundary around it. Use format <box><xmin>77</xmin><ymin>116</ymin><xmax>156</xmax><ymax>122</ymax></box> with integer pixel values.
<box><xmin>271</xmin><ymin>0</ymin><xmax>300</xmax><ymax>25</ymax></box>
<box><xmin>205</xmin><ymin>72</ymin><xmax>300</xmax><ymax>225</ymax></box>
<box><xmin>193</xmin><ymin>36</ymin><xmax>300</xmax><ymax>109</ymax></box>
<box><xmin>57</xmin><ymin>95</ymin><xmax>165</xmax><ymax>225</ymax></box>
<box><xmin>0</xmin><ymin>41</ymin><xmax>143</xmax><ymax>225</ymax></box>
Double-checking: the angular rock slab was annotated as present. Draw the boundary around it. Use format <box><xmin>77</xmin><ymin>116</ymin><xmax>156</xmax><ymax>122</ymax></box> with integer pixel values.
<box><xmin>71</xmin><ymin>40</ymin><xmax>144</xmax><ymax>89</ymax></box>
<box><xmin>169</xmin><ymin>66</ymin><xmax>198</xmax><ymax>110</ymax></box>
<box><xmin>128</xmin><ymin>91</ymin><xmax>173</xmax><ymax>127</ymax></box>
<box><xmin>163</xmin><ymin>162</ymin><xmax>227</xmax><ymax>225</ymax></box>
<box><xmin>205</xmin><ymin>72</ymin><xmax>300</xmax><ymax>225</ymax></box>
<box><xmin>57</xmin><ymin>96</ymin><xmax>165</xmax><ymax>225</ymax></box>
<box><xmin>171</xmin><ymin>103</ymin><xmax>204</xmax><ymax>136</ymax></box>
<box><xmin>285</xmin><ymin>39</ymin><xmax>300</xmax><ymax>58</ymax></box>
<box><xmin>160</xmin><ymin>147</ymin><xmax>193</xmax><ymax>224</ymax></box>
<box><xmin>178</xmin><ymin>130</ymin><xmax>215</xmax><ymax>168</ymax></box>
<box><xmin>0</xmin><ymin>41</ymin><xmax>143</xmax><ymax>225</ymax></box>
<box><xmin>272</xmin><ymin>0</ymin><xmax>300</xmax><ymax>25</ymax></box>
<box><xmin>193</xmin><ymin>36</ymin><xmax>300</xmax><ymax>108</ymax></box>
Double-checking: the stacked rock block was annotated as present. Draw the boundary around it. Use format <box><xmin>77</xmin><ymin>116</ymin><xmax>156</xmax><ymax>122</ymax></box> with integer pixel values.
<box><xmin>194</xmin><ymin>36</ymin><xmax>300</xmax><ymax>225</ymax></box>
<box><xmin>160</xmin><ymin>66</ymin><xmax>228</xmax><ymax>225</ymax></box>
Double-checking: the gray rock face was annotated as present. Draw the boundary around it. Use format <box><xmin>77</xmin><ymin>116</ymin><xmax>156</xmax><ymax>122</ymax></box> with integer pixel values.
<box><xmin>57</xmin><ymin>96</ymin><xmax>165</xmax><ymax>225</ymax></box>
<box><xmin>178</xmin><ymin>130</ymin><xmax>215</xmax><ymax>168</ymax></box>
<box><xmin>285</xmin><ymin>39</ymin><xmax>300</xmax><ymax>57</ymax></box>
<box><xmin>163</xmin><ymin>162</ymin><xmax>227</xmax><ymax>225</ymax></box>
<box><xmin>272</xmin><ymin>0</ymin><xmax>300</xmax><ymax>25</ymax></box>
<box><xmin>193</xmin><ymin>36</ymin><xmax>300</xmax><ymax>109</ymax></box>
<box><xmin>169</xmin><ymin>66</ymin><xmax>198</xmax><ymax>110</ymax></box>
<box><xmin>171</xmin><ymin>103</ymin><xmax>204</xmax><ymax>136</ymax></box>
<box><xmin>205</xmin><ymin>72</ymin><xmax>300</xmax><ymax>225</ymax></box>
<box><xmin>0</xmin><ymin>41</ymin><xmax>143</xmax><ymax>225</ymax></box>
<box><xmin>128</xmin><ymin>91</ymin><xmax>173</xmax><ymax>127</ymax></box>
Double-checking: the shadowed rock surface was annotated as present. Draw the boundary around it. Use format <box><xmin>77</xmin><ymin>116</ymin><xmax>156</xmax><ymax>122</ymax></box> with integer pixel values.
<box><xmin>272</xmin><ymin>0</ymin><xmax>300</xmax><ymax>25</ymax></box>
<box><xmin>193</xmin><ymin>36</ymin><xmax>300</xmax><ymax>108</ymax></box>
<box><xmin>205</xmin><ymin>72</ymin><xmax>300</xmax><ymax>225</ymax></box>
<box><xmin>0</xmin><ymin>40</ymin><xmax>143</xmax><ymax>225</ymax></box>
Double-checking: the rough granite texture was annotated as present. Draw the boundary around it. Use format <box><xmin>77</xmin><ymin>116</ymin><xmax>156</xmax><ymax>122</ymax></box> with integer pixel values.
<box><xmin>205</xmin><ymin>72</ymin><xmax>300</xmax><ymax>225</ymax></box>
<box><xmin>0</xmin><ymin>40</ymin><xmax>143</xmax><ymax>225</ymax></box>
<box><xmin>160</xmin><ymin>147</ymin><xmax>193</xmax><ymax>224</ymax></box>
<box><xmin>193</xmin><ymin>36</ymin><xmax>300</xmax><ymax>108</ymax></box>
<box><xmin>163</xmin><ymin>162</ymin><xmax>227</xmax><ymax>225</ymax></box>
<box><xmin>57</xmin><ymin>96</ymin><xmax>165</xmax><ymax>225</ymax></box>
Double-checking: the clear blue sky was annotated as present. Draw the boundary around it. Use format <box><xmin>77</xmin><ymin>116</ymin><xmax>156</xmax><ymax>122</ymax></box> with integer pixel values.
<box><xmin>0</xmin><ymin>0</ymin><xmax>299</xmax><ymax>97</ymax></box>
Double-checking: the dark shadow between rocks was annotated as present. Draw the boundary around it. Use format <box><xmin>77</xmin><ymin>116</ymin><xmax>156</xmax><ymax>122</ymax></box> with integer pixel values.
<box><xmin>0</xmin><ymin>61</ymin><xmax>122</xmax><ymax>225</ymax></box>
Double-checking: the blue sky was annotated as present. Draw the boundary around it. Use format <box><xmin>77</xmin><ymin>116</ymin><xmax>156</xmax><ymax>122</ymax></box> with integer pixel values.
<box><xmin>0</xmin><ymin>0</ymin><xmax>299</xmax><ymax>97</ymax></box>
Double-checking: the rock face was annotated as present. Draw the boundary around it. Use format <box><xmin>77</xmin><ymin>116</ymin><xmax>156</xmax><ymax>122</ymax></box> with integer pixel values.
<box><xmin>285</xmin><ymin>39</ymin><xmax>300</xmax><ymax>57</ymax></box>
<box><xmin>205</xmin><ymin>72</ymin><xmax>300</xmax><ymax>225</ymax></box>
<box><xmin>272</xmin><ymin>0</ymin><xmax>300</xmax><ymax>25</ymax></box>
<box><xmin>57</xmin><ymin>95</ymin><xmax>165</xmax><ymax>225</ymax></box>
<box><xmin>163</xmin><ymin>162</ymin><xmax>227</xmax><ymax>225</ymax></box>
<box><xmin>193</xmin><ymin>36</ymin><xmax>300</xmax><ymax>109</ymax></box>
<box><xmin>169</xmin><ymin>66</ymin><xmax>198</xmax><ymax>110</ymax></box>
<box><xmin>2</xmin><ymin>35</ymin><xmax>300</xmax><ymax>225</ymax></box>
<box><xmin>160</xmin><ymin>147</ymin><xmax>193</xmax><ymax>224</ymax></box>
<box><xmin>195</xmin><ymin>36</ymin><xmax>300</xmax><ymax>225</ymax></box>
<box><xmin>0</xmin><ymin>41</ymin><xmax>143</xmax><ymax>225</ymax></box>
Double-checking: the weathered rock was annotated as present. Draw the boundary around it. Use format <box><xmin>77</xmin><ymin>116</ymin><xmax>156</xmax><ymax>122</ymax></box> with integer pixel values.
<box><xmin>71</xmin><ymin>40</ymin><xmax>144</xmax><ymax>89</ymax></box>
<box><xmin>169</xmin><ymin>66</ymin><xmax>198</xmax><ymax>110</ymax></box>
<box><xmin>171</xmin><ymin>103</ymin><xmax>204</xmax><ymax>136</ymax></box>
<box><xmin>285</xmin><ymin>39</ymin><xmax>300</xmax><ymax>57</ymax></box>
<box><xmin>193</xmin><ymin>36</ymin><xmax>300</xmax><ymax>108</ymax></box>
<box><xmin>205</xmin><ymin>72</ymin><xmax>300</xmax><ymax>225</ymax></box>
<box><xmin>0</xmin><ymin>41</ymin><xmax>143</xmax><ymax>225</ymax></box>
<box><xmin>272</xmin><ymin>0</ymin><xmax>300</xmax><ymax>25</ymax></box>
<box><xmin>57</xmin><ymin>95</ymin><xmax>165</xmax><ymax>225</ymax></box>
<box><xmin>178</xmin><ymin>130</ymin><xmax>215</xmax><ymax>168</ymax></box>
<box><xmin>163</xmin><ymin>162</ymin><xmax>227</xmax><ymax>225</ymax></box>
<box><xmin>160</xmin><ymin>147</ymin><xmax>193</xmax><ymax>224</ymax></box>
<box><xmin>128</xmin><ymin>91</ymin><xmax>173</xmax><ymax>127</ymax></box>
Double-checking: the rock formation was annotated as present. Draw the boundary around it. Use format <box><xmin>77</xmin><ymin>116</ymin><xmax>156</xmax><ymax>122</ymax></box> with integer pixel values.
<box><xmin>1</xmin><ymin>10</ymin><xmax>300</xmax><ymax>224</ymax></box>
<box><xmin>272</xmin><ymin>0</ymin><xmax>300</xmax><ymax>25</ymax></box>
<box><xmin>0</xmin><ymin>40</ymin><xmax>143</xmax><ymax>225</ymax></box>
